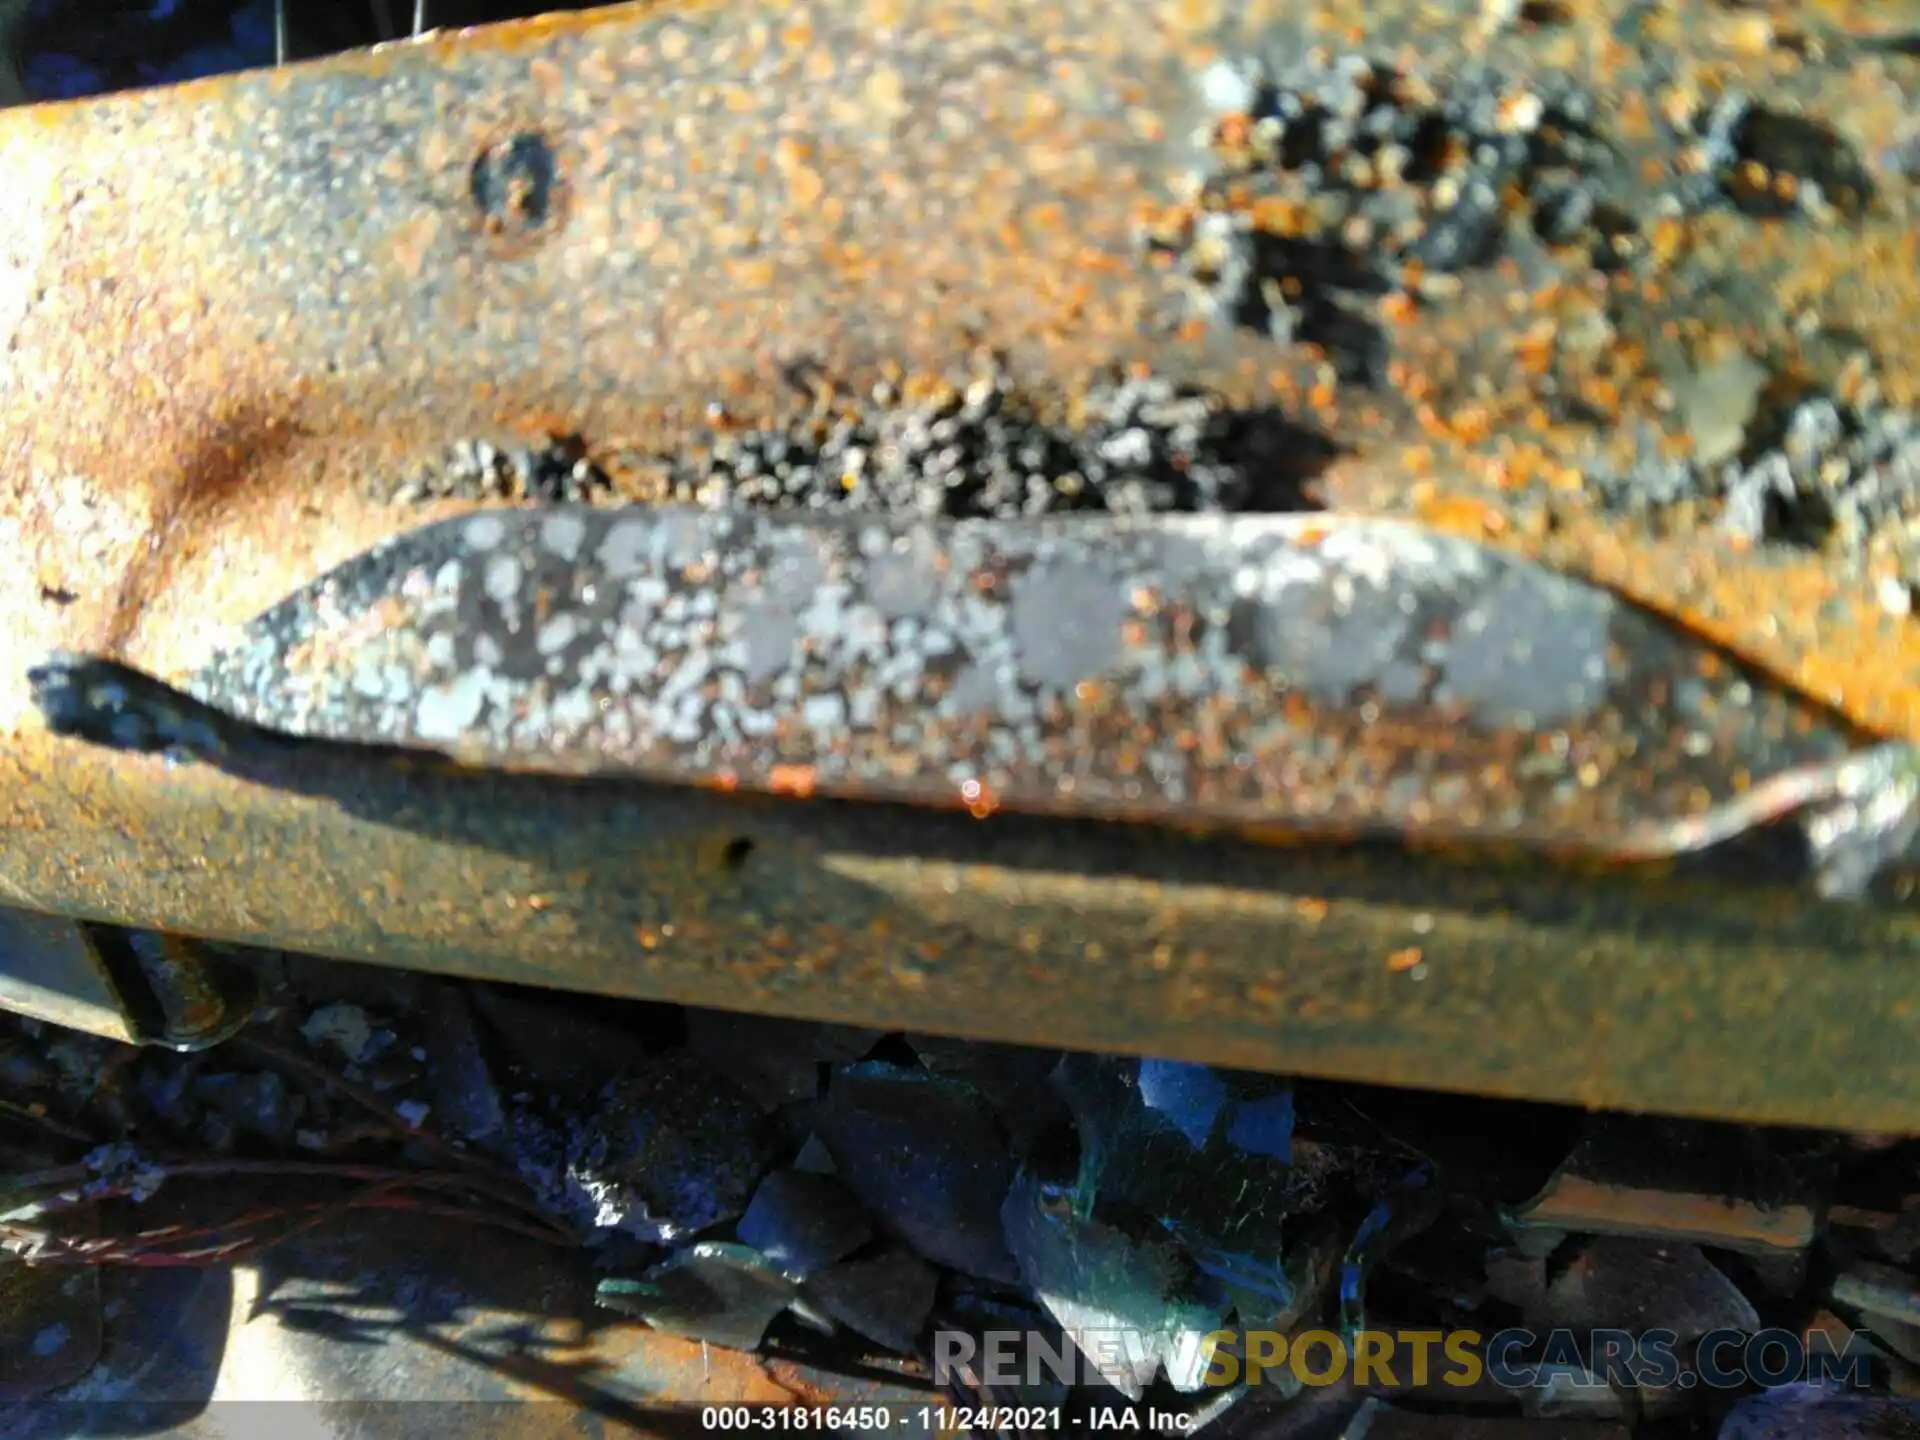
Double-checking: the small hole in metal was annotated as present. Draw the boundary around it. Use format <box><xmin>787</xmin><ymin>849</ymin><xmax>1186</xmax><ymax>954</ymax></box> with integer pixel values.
<box><xmin>471</xmin><ymin>131</ymin><xmax>557</xmax><ymax>237</ymax></box>
<box><xmin>720</xmin><ymin>837</ymin><xmax>754</xmax><ymax>870</ymax></box>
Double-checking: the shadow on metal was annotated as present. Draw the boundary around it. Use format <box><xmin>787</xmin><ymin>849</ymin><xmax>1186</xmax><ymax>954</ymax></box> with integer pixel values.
<box><xmin>0</xmin><ymin>1208</ymin><xmax>932</xmax><ymax>1437</ymax></box>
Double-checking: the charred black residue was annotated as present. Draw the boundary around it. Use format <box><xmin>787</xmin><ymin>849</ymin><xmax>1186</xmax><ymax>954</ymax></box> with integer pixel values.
<box><xmin>1152</xmin><ymin>54</ymin><xmax>1629</xmax><ymax>383</ymax></box>
<box><xmin>1679</xmin><ymin>97</ymin><xmax>1874</xmax><ymax>224</ymax></box>
<box><xmin>381</xmin><ymin>436</ymin><xmax>613</xmax><ymax>506</ymax></box>
<box><xmin>1587</xmin><ymin>347</ymin><xmax>1920</xmax><ymax>566</ymax></box>
<box><xmin>645</xmin><ymin>369</ymin><xmax>1338</xmax><ymax>519</ymax></box>
<box><xmin>378</xmin><ymin>368</ymin><xmax>1341</xmax><ymax>518</ymax></box>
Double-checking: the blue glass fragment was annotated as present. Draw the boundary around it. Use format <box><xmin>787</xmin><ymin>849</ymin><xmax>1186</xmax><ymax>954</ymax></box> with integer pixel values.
<box><xmin>595</xmin><ymin>1243</ymin><xmax>795</xmax><ymax>1351</ymax></box>
<box><xmin>1137</xmin><ymin>1060</ymin><xmax>1228</xmax><ymax>1148</ymax></box>
<box><xmin>1054</xmin><ymin>1055</ymin><xmax>1302</xmax><ymax>1325</ymax></box>
<box><xmin>1339</xmin><ymin>1164</ymin><xmax>1438</xmax><ymax>1343</ymax></box>
<box><xmin>803</xmin><ymin>1245</ymin><xmax>939</xmax><ymax>1354</ymax></box>
<box><xmin>1225</xmin><ymin>1092</ymin><xmax>1294</xmax><ymax>1162</ymax></box>
<box><xmin>1001</xmin><ymin>1167</ymin><xmax>1226</xmax><ymax>1400</ymax></box>
<box><xmin>735</xmin><ymin>1170</ymin><xmax>873</xmax><ymax>1281</ymax></box>
<box><xmin>814</xmin><ymin>1061</ymin><xmax>1018</xmax><ymax>1284</ymax></box>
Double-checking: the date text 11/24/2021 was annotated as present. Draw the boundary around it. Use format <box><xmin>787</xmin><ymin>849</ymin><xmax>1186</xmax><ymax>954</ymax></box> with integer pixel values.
<box><xmin>699</xmin><ymin>1405</ymin><xmax>1196</xmax><ymax>1432</ymax></box>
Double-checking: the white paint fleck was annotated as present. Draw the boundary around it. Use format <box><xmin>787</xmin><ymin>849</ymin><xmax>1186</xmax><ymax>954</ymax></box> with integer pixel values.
<box><xmin>350</xmin><ymin>654</ymin><xmax>392</xmax><ymax>700</ymax></box>
<box><xmin>598</xmin><ymin>518</ymin><xmax>653</xmax><ymax>578</ymax></box>
<box><xmin>465</xmin><ymin>513</ymin><xmax>508</xmax><ymax>551</ymax></box>
<box><xmin>803</xmin><ymin>692</ymin><xmax>848</xmax><ymax>731</ymax></box>
<box><xmin>416</xmin><ymin>671</ymin><xmax>488</xmax><ymax>741</ymax></box>
<box><xmin>1199</xmin><ymin>60</ymin><xmax>1262</xmax><ymax>115</ymax></box>
<box><xmin>537</xmin><ymin>613</ymin><xmax>580</xmax><ymax>656</ymax></box>
<box><xmin>543</xmin><ymin>512</ymin><xmax>588</xmax><ymax>562</ymax></box>
<box><xmin>484</xmin><ymin>555</ymin><xmax>523</xmax><ymax>604</ymax></box>
<box><xmin>474</xmin><ymin>633</ymin><xmax>504</xmax><ymax>667</ymax></box>
<box><xmin>551</xmin><ymin>686</ymin><xmax>596</xmax><ymax>733</ymax></box>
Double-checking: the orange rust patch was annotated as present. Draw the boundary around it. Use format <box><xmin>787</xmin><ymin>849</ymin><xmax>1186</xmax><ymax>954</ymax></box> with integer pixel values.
<box><xmin>768</xmin><ymin>765</ymin><xmax>818</xmax><ymax>798</ymax></box>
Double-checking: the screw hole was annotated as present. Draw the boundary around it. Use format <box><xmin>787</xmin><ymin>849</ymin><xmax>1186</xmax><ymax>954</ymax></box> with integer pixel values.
<box><xmin>720</xmin><ymin>837</ymin><xmax>754</xmax><ymax>870</ymax></box>
<box><xmin>470</xmin><ymin>131</ymin><xmax>560</xmax><ymax>245</ymax></box>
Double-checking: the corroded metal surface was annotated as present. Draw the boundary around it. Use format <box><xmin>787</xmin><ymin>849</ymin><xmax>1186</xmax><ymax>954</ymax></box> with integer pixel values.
<box><xmin>0</xmin><ymin>909</ymin><xmax>135</xmax><ymax>1044</ymax></box>
<box><xmin>170</xmin><ymin>507</ymin><xmax>1875</xmax><ymax>858</ymax></box>
<box><xmin>1</xmin><ymin>1</ymin><xmax>1919</xmax><ymax>1130</ymax></box>
<box><xmin>0</xmin><ymin>724</ymin><xmax>1918</xmax><ymax>1132</ymax></box>
<box><xmin>1510</xmin><ymin>1175</ymin><xmax>1817</xmax><ymax>1254</ymax></box>
<box><xmin>0</xmin><ymin>0</ymin><xmax>1918</xmax><ymax>733</ymax></box>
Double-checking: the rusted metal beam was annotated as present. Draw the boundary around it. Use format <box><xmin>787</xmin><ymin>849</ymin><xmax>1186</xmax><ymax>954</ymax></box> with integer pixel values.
<box><xmin>1</xmin><ymin>2</ymin><xmax>1918</xmax><ymax>1129</ymax></box>
<box><xmin>2</xmin><ymin>0</ymin><xmax>1918</xmax><ymax>733</ymax></box>
<box><xmin>1</xmin><ymin>725</ymin><xmax>1917</xmax><ymax>1133</ymax></box>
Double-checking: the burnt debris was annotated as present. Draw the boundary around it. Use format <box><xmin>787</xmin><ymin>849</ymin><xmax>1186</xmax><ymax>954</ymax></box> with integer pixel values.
<box><xmin>1155</xmin><ymin>53</ymin><xmax>1633</xmax><ymax>381</ymax></box>
<box><xmin>0</xmin><ymin>942</ymin><xmax>1918</xmax><ymax>1437</ymax></box>
<box><xmin>377</xmin><ymin>368</ymin><xmax>1339</xmax><ymax>521</ymax></box>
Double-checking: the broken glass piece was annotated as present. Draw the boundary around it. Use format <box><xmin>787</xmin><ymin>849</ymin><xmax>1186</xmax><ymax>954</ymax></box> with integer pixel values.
<box><xmin>1509</xmin><ymin>1115</ymin><xmax>1815</xmax><ymax>1253</ymax></box>
<box><xmin>1054</xmin><ymin>1055</ymin><xmax>1299</xmax><ymax>1320</ymax></box>
<box><xmin>596</xmin><ymin>1243</ymin><xmax>795</xmax><ymax>1351</ymax></box>
<box><xmin>420</xmin><ymin>980</ymin><xmax>503</xmax><ymax>1145</ymax></box>
<box><xmin>1339</xmin><ymin>1165</ymin><xmax>1437</xmax><ymax>1342</ymax></box>
<box><xmin>562</xmin><ymin>1052</ymin><xmax>777</xmax><ymax>1243</ymax></box>
<box><xmin>1001</xmin><ymin>1167</ymin><xmax>1227</xmax><ymax>1401</ymax></box>
<box><xmin>735</xmin><ymin>1171</ymin><xmax>873</xmax><ymax>1281</ymax></box>
<box><xmin>1537</xmin><ymin>1237</ymin><xmax>1760</xmax><ymax>1342</ymax></box>
<box><xmin>1136</xmin><ymin>1060</ymin><xmax>1228</xmax><ymax>1148</ymax></box>
<box><xmin>785</xmin><ymin>1296</ymin><xmax>838</xmax><ymax>1336</ymax></box>
<box><xmin>792</xmin><ymin>1134</ymin><xmax>836</xmax><ymax>1175</ymax></box>
<box><xmin>1224</xmin><ymin>1092</ymin><xmax>1294</xmax><ymax>1162</ymax></box>
<box><xmin>300</xmin><ymin>1003</ymin><xmax>385</xmax><ymax>1066</ymax></box>
<box><xmin>909</xmin><ymin>1036</ymin><xmax>1067</xmax><ymax>1155</ymax></box>
<box><xmin>465</xmin><ymin>984</ymin><xmax>649</xmax><ymax>1107</ymax></box>
<box><xmin>804</xmin><ymin>1245</ymin><xmax>939</xmax><ymax>1354</ymax></box>
<box><xmin>814</xmin><ymin>1061</ymin><xmax>1018</xmax><ymax>1283</ymax></box>
<box><xmin>685</xmin><ymin>1011</ymin><xmax>882</xmax><ymax>1112</ymax></box>
<box><xmin>1832</xmin><ymin>1263</ymin><xmax>1920</xmax><ymax>1328</ymax></box>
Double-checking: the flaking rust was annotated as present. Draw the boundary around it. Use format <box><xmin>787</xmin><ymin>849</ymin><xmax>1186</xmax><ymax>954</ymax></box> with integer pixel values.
<box><xmin>1</xmin><ymin>0</ymin><xmax>1919</xmax><ymax>739</ymax></box>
